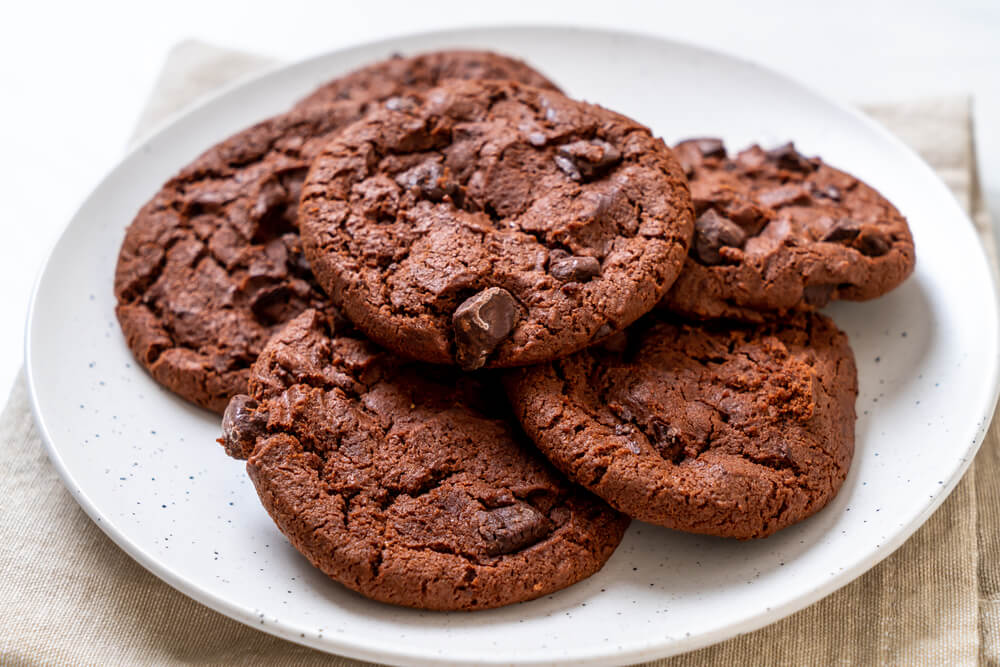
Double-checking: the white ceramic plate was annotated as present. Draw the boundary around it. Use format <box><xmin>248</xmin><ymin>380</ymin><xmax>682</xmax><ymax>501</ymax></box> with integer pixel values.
<box><xmin>26</xmin><ymin>26</ymin><xmax>1000</xmax><ymax>666</ymax></box>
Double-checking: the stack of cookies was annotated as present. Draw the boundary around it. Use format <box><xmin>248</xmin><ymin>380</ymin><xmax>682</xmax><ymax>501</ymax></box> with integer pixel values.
<box><xmin>114</xmin><ymin>50</ymin><xmax>916</xmax><ymax>611</ymax></box>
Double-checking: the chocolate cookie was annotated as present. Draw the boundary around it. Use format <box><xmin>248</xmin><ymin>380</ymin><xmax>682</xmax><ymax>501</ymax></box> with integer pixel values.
<box><xmin>661</xmin><ymin>139</ymin><xmax>915</xmax><ymax>322</ymax></box>
<box><xmin>295</xmin><ymin>49</ymin><xmax>559</xmax><ymax>109</ymax></box>
<box><xmin>220</xmin><ymin>310</ymin><xmax>628</xmax><ymax>610</ymax></box>
<box><xmin>115</xmin><ymin>104</ymin><xmax>352</xmax><ymax>412</ymax></box>
<box><xmin>504</xmin><ymin>311</ymin><xmax>857</xmax><ymax>539</ymax></box>
<box><xmin>115</xmin><ymin>57</ymin><xmax>561</xmax><ymax>413</ymax></box>
<box><xmin>298</xmin><ymin>79</ymin><xmax>694</xmax><ymax>370</ymax></box>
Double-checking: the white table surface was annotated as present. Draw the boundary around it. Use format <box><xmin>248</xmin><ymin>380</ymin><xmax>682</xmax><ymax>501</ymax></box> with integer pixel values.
<box><xmin>2</xmin><ymin>0</ymin><xmax>998</xmax><ymax>401</ymax></box>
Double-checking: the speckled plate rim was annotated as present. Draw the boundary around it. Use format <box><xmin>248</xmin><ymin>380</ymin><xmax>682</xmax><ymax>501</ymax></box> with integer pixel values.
<box><xmin>25</xmin><ymin>24</ymin><xmax>1000</xmax><ymax>666</ymax></box>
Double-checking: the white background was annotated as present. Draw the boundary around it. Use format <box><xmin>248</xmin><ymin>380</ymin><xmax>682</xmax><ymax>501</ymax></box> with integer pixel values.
<box><xmin>2</xmin><ymin>0</ymin><xmax>998</xmax><ymax>401</ymax></box>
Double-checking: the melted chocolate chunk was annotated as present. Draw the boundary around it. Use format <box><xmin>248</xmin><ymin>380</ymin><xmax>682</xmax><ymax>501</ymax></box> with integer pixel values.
<box><xmin>688</xmin><ymin>138</ymin><xmax>726</xmax><ymax>158</ymax></box>
<box><xmin>478</xmin><ymin>503</ymin><xmax>552</xmax><ymax>556</ymax></box>
<box><xmin>673</xmin><ymin>138</ymin><xmax>727</xmax><ymax>176</ymax></box>
<box><xmin>821</xmin><ymin>218</ymin><xmax>861</xmax><ymax>243</ymax></box>
<box><xmin>395</xmin><ymin>159</ymin><xmax>465</xmax><ymax>206</ymax></box>
<box><xmin>757</xmin><ymin>185</ymin><xmax>811</xmax><ymax>209</ymax></box>
<box><xmin>693</xmin><ymin>210</ymin><xmax>746</xmax><ymax>265</ymax></box>
<box><xmin>555</xmin><ymin>139</ymin><xmax>622</xmax><ymax>181</ymax></box>
<box><xmin>453</xmin><ymin>287</ymin><xmax>519</xmax><ymax>370</ymax></box>
<box><xmin>395</xmin><ymin>159</ymin><xmax>447</xmax><ymax>200</ymax></box>
<box><xmin>549</xmin><ymin>251</ymin><xmax>601</xmax><ymax>283</ymax></box>
<box><xmin>553</xmin><ymin>154</ymin><xmax>581</xmax><ymax>180</ymax></box>
<box><xmin>220</xmin><ymin>394</ymin><xmax>269</xmax><ymax>459</ymax></box>
<box><xmin>649</xmin><ymin>418</ymin><xmax>685</xmax><ymax>464</ymax></box>
<box><xmin>810</xmin><ymin>182</ymin><xmax>842</xmax><ymax>201</ymax></box>
<box><xmin>766</xmin><ymin>142</ymin><xmax>816</xmax><ymax>172</ymax></box>
<box><xmin>856</xmin><ymin>229</ymin><xmax>890</xmax><ymax>257</ymax></box>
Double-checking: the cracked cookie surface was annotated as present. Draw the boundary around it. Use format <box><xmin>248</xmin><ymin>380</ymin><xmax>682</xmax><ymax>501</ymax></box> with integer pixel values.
<box><xmin>114</xmin><ymin>53</ymin><xmax>561</xmax><ymax>412</ymax></box>
<box><xmin>298</xmin><ymin>79</ymin><xmax>694</xmax><ymax>369</ymax></box>
<box><xmin>114</xmin><ymin>104</ymin><xmax>351</xmax><ymax>412</ymax></box>
<box><xmin>220</xmin><ymin>309</ymin><xmax>629</xmax><ymax>610</ymax></box>
<box><xmin>503</xmin><ymin>311</ymin><xmax>857</xmax><ymax>539</ymax></box>
<box><xmin>294</xmin><ymin>49</ymin><xmax>559</xmax><ymax>109</ymax></box>
<box><xmin>661</xmin><ymin>139</ymin><xmax>915</xmax><ymax>322</ymax></box>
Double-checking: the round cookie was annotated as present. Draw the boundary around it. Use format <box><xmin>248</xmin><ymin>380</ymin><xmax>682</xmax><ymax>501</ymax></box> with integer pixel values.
<box><xmin>503</xmin><ymin>311</ymin><xmax>857</xmax><ymax>539</ymax></box>
<box><xmin>298</xmin><ymin>79</ymin><xmax>694</xmax><ymax>370</ymax></box>
<box><xmin>114</xmin><ymin>54</ymin><xmax>561</xmax><ymax>413</ymax></box>
<box><xmin>661</xmin><ymin>139</ymin><xmax>916</xmax><ymax>322</ymax></box>
<box><xmin>220</xmin><ymin>310</ymin><xmax>629</xmax><ymax>611</ymax></box>
<box><xmin>115</xmin><ymin>104</ymin><xmax>352</xmax><ymax>412</ymax></box>
<box><xmin>295</xmin><ymin>49</ymin><xmax>559</xmax><ymax>109</ymax></box>
<box><xmin>114</xmin><ymin>102</ymin><xmax>360</xmax><ymax>412</ymax></box>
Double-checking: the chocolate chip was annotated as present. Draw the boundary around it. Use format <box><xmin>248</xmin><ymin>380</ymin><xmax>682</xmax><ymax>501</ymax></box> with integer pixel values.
<box><xmin>554</xmin><ymin>154</ymin><xmax>581</xmax><ymax>180</ymax></box>
<box><xmin>453</xmin><ymin>287</ymin><xmax>519</xmax><ymax>370</ymax></box>
<box><xmin>681</xmin><ymin>137</ymin><xmax>727</xmax><ymax>158</ymax></box>
<box><xmin>649</xmin><ymin>418</ymin><xmax>684</xmax><ymax>464</ymax></box>
<box><xmin>757</xmin><ymin>185</ymin><xmax>811</xmax><ymax>209</ymax></box>
<box><xmin>395</xmin><ymin>160</ymin><xmax>457</xmax><ymax>202</ymax></box>
<box><xmin>803</xmin><ymin>284</ymin><xmax>835</xmax><ymax>307</ymax></box>
<box><xmin>810</xmin><ymin>182</ymin><xmax>842</xmax><ymax>201</ymax></box>
<box><xmin>220</xmin><ymin>394</ymin><xmax>268</xmax><ymax>459</ymax></box>
<box><xmin>591</xmin><ymin>185</ymin><xmax>626</xmax><ymax>223</ymax></box>
<box><xmin>673</xmin><ymin>146</ymin><xmax>698</xmax><ymax>176</ymax></box>
<box><xmin>766</xmin><ymin>142</ymin><xmax>816</xmax><ymax>172</ymax></box>
<box><xmin>821</xmin><ymin>218</ymin><xmax>861</xmax><ymax>243</ymax></box>
<box><xmin>673</xmin><ymin>138</ymin><xmax>726</xmax><ymax>176</ymax></box>
<box><xmin>735</xmin><ymin>145</ymin><xmax>768</xmax><ymax>170</ymax></box>
<box><xmin>384</xmin><ymin>96</ymin><xmax>417</xmax><ymax>112</ymax></box>
<box><xmin>550</xmin><ymin>253</ymin><xmax>601</xmax><ymax>283</ymax></box>
<box><xmin>478</xmin><ymin>503</ymin><xmax>551</xmax><ymax>556</ymax></box>
<box><xmin>650</xmin><ymin>418</ymin><xmax>669</xmax><ymax>441</ymax></box>
<box><xmin>856</xmin><ymin>229</ymin><xmax>891</xmax><ymax>257</ymax></box>
<box><xmin>694</xmin><ymin>191</ymin><xmax>770</xmax><ymax>235</ymax></box>
<box><xmin>555</xmin><ymin>139</ymin><xmax>622</xmax><ymax>181</ymax></box>
<box><xmin>693</xmin><ymin>210</ymin><xmax>747</xmax><ymax>265</ymax></box>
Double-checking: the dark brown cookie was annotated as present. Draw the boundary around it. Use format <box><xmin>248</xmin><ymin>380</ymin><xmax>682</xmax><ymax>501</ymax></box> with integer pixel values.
<box><xmin>504</xmin><ymin>311</ymin><xmax>857</xmax><ymax>539</ymax></box>
<box><xmin>114</xmin><ymin>54</ymin><xmax>561</xmax><ymax>413</ymax></box>
<box><xmin>295</xmin><ymin>49</ymin><xmax>560</xmax><ymax>109</ymax></box>
<box><xmin>299</xmin><ymin>79</ymin><xmax>694</xmax><ymax>370</ymax></box>
<box><xmin>220</xmin><ymin>310</ymin><xmax>628</xmax><ymax>611</ymax></box>
<box><xmin>115</xmin><ymin>104</ymin><xmax>353</xmax><ymax>412</ymax></box>
<box><xmin>661</xmin><ymin>140</ymin><xmax>916</xmax><ymax>322</ymax></box>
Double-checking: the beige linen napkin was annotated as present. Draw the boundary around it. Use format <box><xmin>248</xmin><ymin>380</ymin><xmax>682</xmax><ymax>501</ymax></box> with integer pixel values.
<box><xmin>1</xmin><ymin>40</ymin><xmax>997</xmax><ymax>666</ymax></box>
